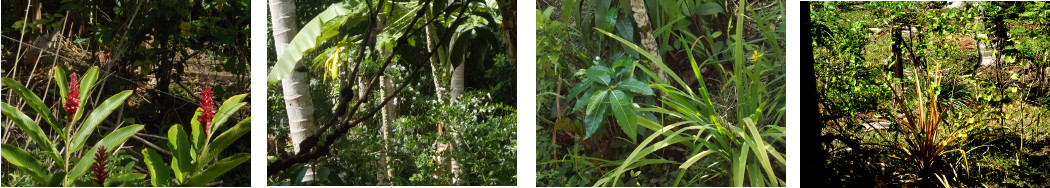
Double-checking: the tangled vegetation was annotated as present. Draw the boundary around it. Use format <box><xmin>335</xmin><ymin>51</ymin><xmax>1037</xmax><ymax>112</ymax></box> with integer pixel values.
<box><xmin>537</xmin><ymin>0</ymin><xmax>785</xmax><ymax>186</ymax></box>
<box><xmin>265</xmin><ymin>0</ymin><xmax>516</xmax><ymax>185</ymax></box>
<box><xmin>807</xmin><ymin>1</ymin><xmax>1050</xmax><ymax>187</ymax></box>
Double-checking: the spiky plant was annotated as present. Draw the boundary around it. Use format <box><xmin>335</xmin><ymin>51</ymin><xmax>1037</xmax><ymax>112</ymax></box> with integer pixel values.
<box><xmin>888</xmin><ymin>61</ymin><xmax>977</xmax><ymax>183</ymax></box>
<box><xmin>89</xmin><ymin>146</ymin><xmax>109</xmax><ymax>186</ymax></box>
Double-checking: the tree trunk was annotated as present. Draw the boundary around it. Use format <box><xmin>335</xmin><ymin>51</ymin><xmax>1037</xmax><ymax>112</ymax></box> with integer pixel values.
<box><xmin>629</xmin><ymin>0</ymin><xmax>664</xmax><ymax>80</ymax></box>
<box><xmin>269</xmin><ymin>0</ymin><xmax>319</xmax><ymax>182</ymax></box>
<box><xmin>447</xmin><ymin>58</ymin><xmax>466</xmax><ymax>185</ymax></box>
<box><xmin>377</xmin><ymin>74</ymin><xmax>396</xmax><ymax>185</ymax></box>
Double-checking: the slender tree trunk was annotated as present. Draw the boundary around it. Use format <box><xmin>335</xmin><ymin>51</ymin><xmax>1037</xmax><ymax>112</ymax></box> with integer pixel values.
<box><xmin>448</xmin><ymin>58</ymin><xmax>465</xmax><ymax>185</ymax></box>
<box><xmin>269</xmin><ymin>0</ymin><xmax>319</xmax><ymax>182</ymax></box>
<box><xmin>628</xmin><ymin>0</ymin><xmax>664</xmax><ymax>80</ymax></box>
<box><xmin>377</xmin><ymin>74</ymin><xmax>395</xmax><ymax>185</ymax></box>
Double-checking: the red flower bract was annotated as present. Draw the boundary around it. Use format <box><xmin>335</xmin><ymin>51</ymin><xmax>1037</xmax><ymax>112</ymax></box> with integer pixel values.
<box><xmin>198</xmin><ymin>83</ymin><xmax>216</xmax><ymax>137</ymax></box>
<box><xmin>64</xmin><ymin>73</ymin><xmax>80</xmax><ymax>119</ymax></box>
<box><xmin>89</xmin><ymin>146</ymin><xmax>109</xmax><ymax>186</ymax></box>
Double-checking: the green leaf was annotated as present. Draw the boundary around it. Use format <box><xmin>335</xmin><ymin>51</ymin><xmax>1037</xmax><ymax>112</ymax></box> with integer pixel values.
<box><xmin>209</xmin><ymin>93</ymin><xmax>247</xmax><ymax>140</ymax></box>
<box><xmin>0</xmin><ymin>102</ymin><xmax>63</xmax><ymax>167</ymax></box>
<box><xmin>168</xmin><ymin>124</ymin><xmax>193</xmax><ymax>182</ymax></box>
<box><xmin>190</xmin><ymin>109</ymin><xmax>204</xmax><ymax>159</ymax></box>
<box><xmin>182</xmin><ymin>153</ymin><xmax>250</xmax><ymax>186</ymax></box>
<box><xmin>45</xmin><ymin>171</ymin><xmax>65</xmax><ymax>186</ymax></box>
<box><xmin>584</xmin><ymin>96</ymin><xmax>607</xmax><ymax>140</ymax></box>
<box><xmin>69</xmin><ymin>90</ymin><xmax>133</xmax><ymax>156</ymax></box>
<box><xmin>194</xmin><ymin>118</ymin><xmax>250</xmax><ymax>172</ymax></box>
<box><xmin>585</xmin><ymin>65</ymin><xmax>612</xmax><ymax>85</ymax></box>
<box><xmin>733</xmin><ymin>144</ymin><xmax>750</xmax><ymax>187</ymax></box>
<box><xmin>696</xmin><ymin>2</ymin><xmax>723</xmax><ymax>16</ymax></box>
<box><xmin>106</xmin><ymin>173</ymin><xmax>146</xmax><ymax>187</ymax></box>
<box><xmin>54</xmin><ymin>66</ymin><xmax>69</xmax><ymax>101</ymax></box>
<box><xmin>573</xmin><ymin>90</ymin><xmax>594</xmax><ymax>113</ymax></box>
<box><xmin>143</xmin><ymin>148</ymin><xmax>171</xmax><ymax>187</ymax></box>
<box><xmin>2</xmin><ymin>78</ymin><xmax>62</xmax><ymax>138</ymax></box>
<box><xmin>267</xmin><ymin>2</ymin><xmax>363</xmax><ymax>82</ymax></box>
<box><xmin>679</xmin><ymin>150</ymin><xmax>717</xmax><ymax>169</ymax></box>
<box><xmin>608</xmin><ymin>90</ymin><xmax>637</xmax><ymax>142</ymax></box>
<box><xmin>1</xmin><ymin>144</ymin><xmax>50</xmax><ymax>184</ymax></box>
<box><xmin>618</xmin><ymin>78</ymin><xmax>654</xmax><ymax>96</ymax></box>
<box><xmin>73</xmin><ymin>67</ymin><xmax>100</xmax><ymax>123</ymax></box>
<box><xmin>65</xmin><ymin>124</ymin><xmax>144</xmax><ymax>186</ymax></box>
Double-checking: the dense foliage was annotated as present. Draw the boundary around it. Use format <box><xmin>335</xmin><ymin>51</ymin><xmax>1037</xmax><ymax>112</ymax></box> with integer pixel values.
<box><xmin>537</xmin><ymin>0</ymin><xmax>785</xmax><ymax>186</ymax></box>
<box><xmin>265</xmin><ymin>0</ymin><xmax>516</xmax><ymax>185</ymax></box>
<box><xmin>809</xmin><ymin>1</ymin><xmax>1050</xmax><ymax>187</ymax></box>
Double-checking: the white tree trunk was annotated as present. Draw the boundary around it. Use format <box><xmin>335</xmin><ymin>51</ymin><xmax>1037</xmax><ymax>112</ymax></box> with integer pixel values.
<box><xmin>269</xmin><ymin>0</ymin><xmax>318</xmax><ymax>182</ymax></box>
<box><xmin>377</xmin><ymin>73</ymin><xmax>396</xmax><ymax>185</ymax></box>
<box><xmin>448</xmin><ymin>59</ymin><xmax>466</xmax><ymax>185</ymax></box>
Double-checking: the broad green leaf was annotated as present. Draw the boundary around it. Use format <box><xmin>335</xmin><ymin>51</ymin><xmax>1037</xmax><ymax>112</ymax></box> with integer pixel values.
<box><xmin>190</xmin><ymin>108</ymin><xmax>204</xmax><ymax>159</ymax></box>
<box><xmin>168</xmin><ymin>124</ymin><xmax>193</xmax><ymax>182</ymax></box>
<box><xmin>608</xmin><ymin>90</ymin><xmax>637</xmax><ymax>142</ymax></box>
<box><xmin>106</xmin><ymin>173</ymin><xmax>146</xmax><ymax>187</ymax></box>
<box><xmin>585</xmin><ymin>89</ymin><xmax>609</xmax><ymax>117</ymax></box>
<box><xmin>573</xmin><ymin>91</ymin><xmax>594</xmax><ymax>112</ymax></box>
<box><xmin>73</xmin><ymin>67</ymin><xmax>100</xmax><ymax>123</ymax></box>
<box><xmin>584</xmin><ymin>102</ymin><xmax>607</xmax><ymax>140</ymax></box>
<box><xmin>182</xmin><ymin>153</ymin><xmax>250</xmax><ymax>186</ymax></box>
<box><xmin>696</xmin><ymin>2</ymin><xmax>723</xmax><ymax>16</ymax></box>
<box><xmin>143</xmin><ymin>148</ymin><xmax>171</xmax><ymax>187</ymax></box>
<box><xmin>65</xmin><ymin>124</ymin><xmax>144</xmax><ymax>186</ymax></box>
<box><xmin>618</xmin><ymin>78</ymin><xmax>654</xmax><ymax>96</ymax></box>
<box><xmin>596</xmin><ymin>28</ymin><xmax>690</xmax><ymax>92</ymax></box>
<box><xmin>194</xmin><ymin>118</ymin><xmax>250</xmax><ymax>172</ymax></box>
<box><xmin>2</xmin><ymin>78</ymin><xmax>62</xmax><ymax>138</ymax></box>
<box><xmin>585</xmin><ymin>65</ymin><xmax>612</xmax><ymax>85</ymax></box>
<box><xmin>1</xmin><ymin>144</ymin><xmax>50</xmax><ymax>184</ymax></box>
<box><xmin>0</xmin><ymin>102</ymin><xmax>63</xmax><ymax>167</ymax></box>
<box><xmin>209</xmin><ymin>93</ymin><xmax>247</xmax><ymax>140</ymax></box>
<box><xmin>54</xmin><ymin>66</ymin><xmax>69</xmax><ymax>103</ymax></box>
<box><xmin>45</xmin><ymin>171</ymin><xmax>65</xmax><ymax>186</ymax></box>
<box><xmin>267</xmin><ymin>2</ymin><xmax>363</xmax><ymax>82</ymax></box>
<box><xmin>69</xmin><ymin>90</ymin><xmax>133</xmax><ymax>155</ymax></box>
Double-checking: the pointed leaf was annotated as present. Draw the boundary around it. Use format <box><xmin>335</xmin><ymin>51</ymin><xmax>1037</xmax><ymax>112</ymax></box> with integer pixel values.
<box><xmin>584</xmin><ymin>102</ymin><xmax>607</xmax><ymax>140</ymax></box>
<box><xmin>585</xmin><ymin>65</ymin><xmax>612</xmax><ymax>85</ymax></box>
<box><xmin>194</xmin><ymin>118</ymin><xmax>250</xmax><ymax>172</ymax></box>
<box><xmin>0</xmin><ymin>102</ymin><xmax>63</xmax><ymax>167</ymax></box>
<box><xmin>106</xmin><ymin>173</ymin><xmax>146</xmax><ymax>187</ymax></box>
<box><xmin>608</xmin><ymin>90</ymin><xmax>637</xmax><ymax>142</ymax></box>
<box><xmin>267</xmin><ymin>2</ymin><xmax>363</xmax><ymax>82</ymax></box>
<box><xmin>69</xmin><ymin>90</ymin><xmax>133</xmax><ymax>155</ymax></box>
<box><xmin>143</xmin><ymin>148</ymin><xmax>171</xmax><ymax>186</ymax></box>
<box><xmin>182</xmin><ymin>153</ymin><xmax>250</xmax><ymax>186</ymax></box>
<box><xmin>65</xmin><ymin>124</ymin><xmax>144</xmax><ymax>186</ymax></box>
<box><xmin>167</xmin><ymin>124</ymin><xmax>193</xmax><ymax>182</ymax></box>
<box><xmin>2</xmin><ymin>78</ymin><xmax>62</xmax><ymax>138</ymax></box>
<box><xmin>696</xmin><ymin>2</ymin><xmax>723</xmax><ymax>16</ymax></box>
<box><xmin>618</xmin><ymin>78</ymin><xmax>654</xmax><ymax>96</ymax></box>
<box><xmin>1</xmin><ymin>144</ymin><xmax>50</xmax><ymax>184</ymax></box>
<box><xmin>72</xmin><ymin>67</ymin><xmax>100</xmax><ymax>123</ymax></box>
<box><xmin>190</xmin><ymin>109</ymin><xmax>204</xmax><ymax>159</ymax></box>
<box><xmin>209</xmin><ymin>93</ymin><xmax>247</xmax><ymax>140</ymax></box>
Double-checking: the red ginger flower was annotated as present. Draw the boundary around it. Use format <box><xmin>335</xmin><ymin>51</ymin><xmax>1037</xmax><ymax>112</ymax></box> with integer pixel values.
<box><xmin>198</xmin><ymin>83</ymin><xmax>216</xmax><ymax>137</ymax></box>
<box><xmin>89</xmin><ymin>146</ymin><xmax>109</xmax><ymax>186</ymax></box>
<box><xmin>64</xmin><ymin>73</ymin><xmax>80</xmax><ymax>119</ymax></box>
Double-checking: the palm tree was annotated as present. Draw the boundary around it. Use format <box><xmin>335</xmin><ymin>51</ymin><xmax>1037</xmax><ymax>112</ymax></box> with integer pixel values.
<box><xmin>268</xmin><ymin>0</ymin><xmax>319</xmax><ymax>182</ymax></box>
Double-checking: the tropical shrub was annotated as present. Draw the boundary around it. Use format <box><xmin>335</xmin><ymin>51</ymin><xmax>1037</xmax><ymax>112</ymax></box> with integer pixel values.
<box><xmin>140</xmin><ymin>85</ymin><xmax>251</xmax><ymax>186</ymax></box>
<box><xmin>537</xmin><ymin>0</ymin><xmax>786</xmax><ymax>186</ymax></box>
<box><xmin>1</xmin><ymin>66</ymin><xmax>144</xmax><ymax>186</ymax></box>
